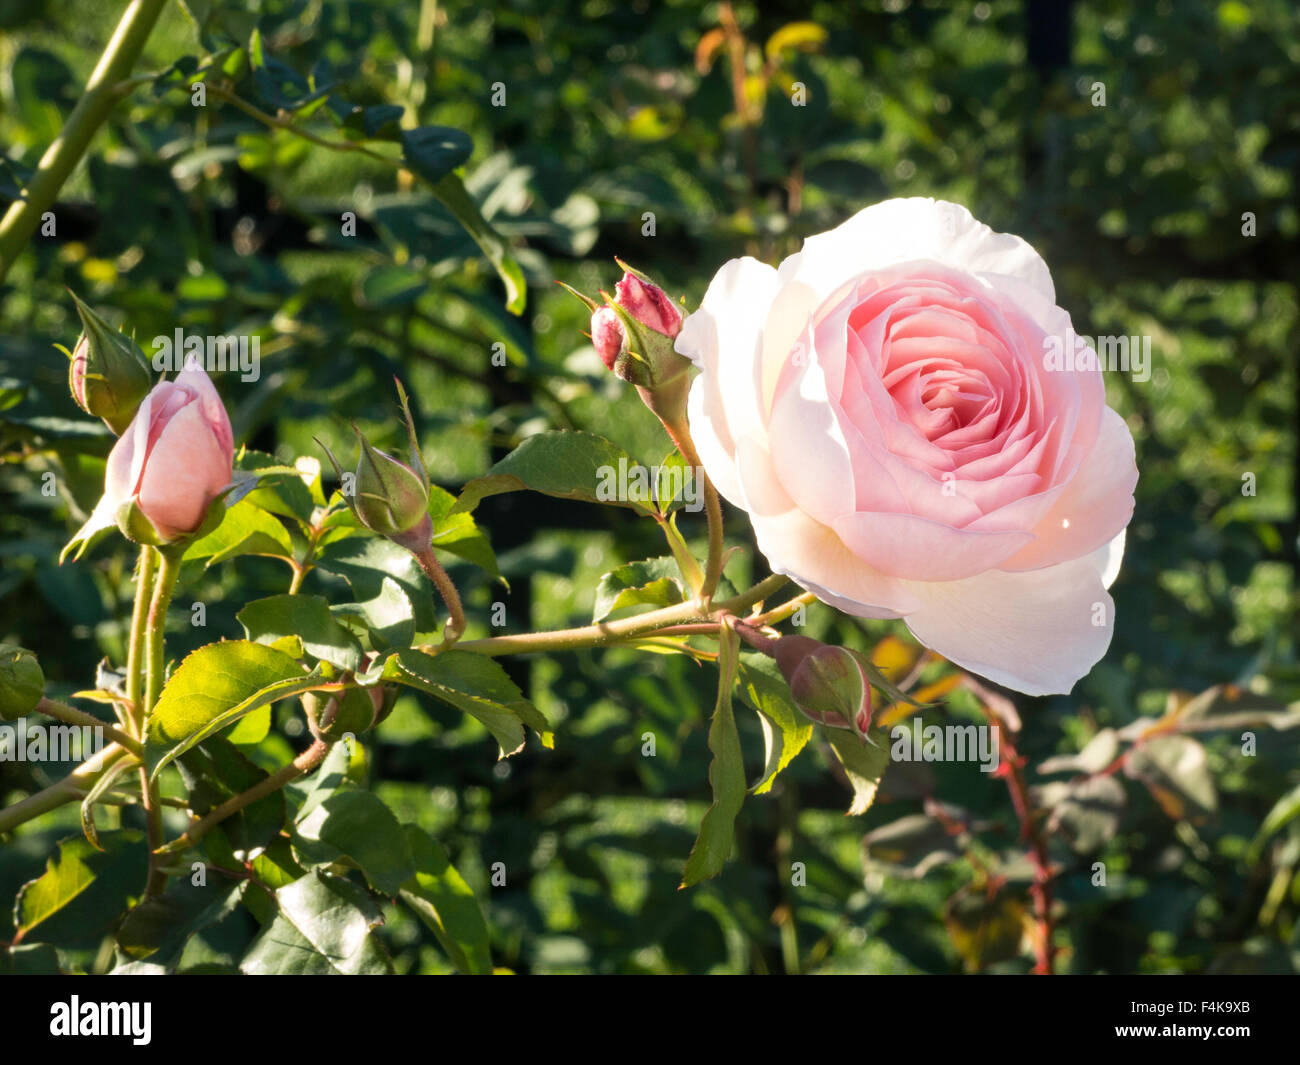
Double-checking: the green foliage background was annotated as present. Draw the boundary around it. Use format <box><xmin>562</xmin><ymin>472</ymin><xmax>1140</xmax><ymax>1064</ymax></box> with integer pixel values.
<box><xmin>1</xmin><ymin>0</ymin><xmax>1297</xmax><ymax>973</ymax></box>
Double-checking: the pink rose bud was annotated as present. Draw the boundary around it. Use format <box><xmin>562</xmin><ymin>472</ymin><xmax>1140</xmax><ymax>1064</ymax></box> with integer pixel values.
<box><xmin>590</xmin><ymin>305</ymin><xmax>627</xmax><ymax>370</ymax></box>
<box><xmin>774</xmin><ymin>636</ymin><xmax>874</xmax><ymax>737</ymax></box>
<box><xmin>102</xmin><ymin>359</ymin><xmax>234</xmax><ymax>544</ymax></box>
<box><xmin>615</xmin><ymin>271</ymin><xmax>683</xmax><ymax>338</ymax></box>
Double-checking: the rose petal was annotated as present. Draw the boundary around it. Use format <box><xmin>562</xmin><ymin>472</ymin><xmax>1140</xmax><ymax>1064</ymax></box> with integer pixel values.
<box><xmin>901</xmin><ymin>555</ymin><xmax>1116</xmax><ymax>696</ymax></box>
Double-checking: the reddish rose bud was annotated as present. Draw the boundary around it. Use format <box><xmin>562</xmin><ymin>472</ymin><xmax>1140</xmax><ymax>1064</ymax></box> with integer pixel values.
<box><xmin>615</xmin><ymin>271</ymin><xmax>683</xmax><ymax>338</ymax></box>
<box><xmin>774</xmin><ymin>636</ymin><xmax>874</xmax><ymax>737</ymax></box>
<box><xmin>590</xmin><ymin>305</ymin><xmax>627</xmax><ymax>371</ymax></box>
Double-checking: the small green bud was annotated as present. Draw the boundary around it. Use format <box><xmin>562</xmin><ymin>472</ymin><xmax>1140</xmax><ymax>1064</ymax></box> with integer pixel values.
<box><xmin>0</xmin><ymin>644</ymin><xmax>44</xmax><ymax>721</ymax></box>
<box><xmin>317</xmin><ymin>379</ymin><xmax>433</xmax><ymax>549</ymax></box>
<box><xmin>66</xmin><ymin>293</ymin><xmax>153</xmax><ymax>434</ymax></box>
<box><xmin>774</xmin><ymin>636</ymin><xmax>874</xmax><ymax>737</ymax></box>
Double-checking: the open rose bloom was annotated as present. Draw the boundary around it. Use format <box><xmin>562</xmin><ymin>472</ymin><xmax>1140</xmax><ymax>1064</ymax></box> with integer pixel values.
<box><xmin>103</xmin><ymin>360</ymin><xmax>235</xmax><ymax>542</ymax></box>
<box><xmin>679</xmin><ymin>198</ymin><xmax>1137</xmax><ymax>695</ymax></box>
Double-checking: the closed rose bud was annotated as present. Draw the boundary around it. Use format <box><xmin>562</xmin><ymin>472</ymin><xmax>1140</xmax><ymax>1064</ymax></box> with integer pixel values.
<box><xmin>0</xmin><ymin>644</ymin><xmax>44</xmax><ymax>721</ymax></box>
<box><xmin>352</xmin><ymin>430</ymin><xmax>430</xmax><ymax>538</ymax></box>
<box><xmin>774</xmin><ymin>636</ymin><xmax>874</xmax><ymax>737</ymax></box>
<box><xmin>317</xmin><ymin>380</ymin><xmax>433</xmax><ymax>551</ymax></box>
<box><xmin>590</xmin><ymin>305</ymin><xmax>626</xmax><ymax>370</ymax></box>
<box><xmin>67</xmin><ymin>293</ymin><xmax>153</xmax><ymax>434</ymax></box>
<box><xmin>103</xmin><ymin>359</ymin><xmax>234</xmax><ymax>544</ymax></box>
<box><xmin>615</xmin><ymin>271</ymin><xmax>683</xmax><ymax>338</ymax></box>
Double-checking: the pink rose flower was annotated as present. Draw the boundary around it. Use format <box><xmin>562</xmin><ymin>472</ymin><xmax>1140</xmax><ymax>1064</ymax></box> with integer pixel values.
<box><xmin>678</xmin><ymin>198</ymin><xmax>1138</xmax><ymax>695</ymax></box>
<box><xmin>103</xmin><ymin>360</ymin><xmax>234</xmax><ymax>542</ymax></box>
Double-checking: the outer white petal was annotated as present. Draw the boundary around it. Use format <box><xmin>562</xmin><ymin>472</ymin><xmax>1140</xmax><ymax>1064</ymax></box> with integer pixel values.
<box><xmin>899</xmin><ymin>555</ymin><xmax>1116</xmax><ymax>696</ymax></box>
<box><xmin>1088</xmin><ymin>527</ymin><xmax>1126</xmax><ymax>590</ymax></box>
<box><xmin>676</xmin><ymin>255</ymin><xmax>781</xmax><ymax>457</ymax></box>
<box><xmin>778</xmin><ymin>198</ymin><xmax>1056</xmax><ymax>307</ymax></box>
<box><xmin>686</xmin><ymin>376</ymin><xmax>743</xmax><ymax>506</ymax></box>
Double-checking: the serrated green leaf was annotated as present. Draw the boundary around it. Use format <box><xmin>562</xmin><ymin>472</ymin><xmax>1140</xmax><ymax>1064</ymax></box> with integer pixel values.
<box><xmin>183</xmin><ymin>498</ymin><xmax>293</xmax><ymax>568</ymax></box>
<box><xmin>681</xmin><ymin>628</ymin><xmax>745</xmax><ymax>887</ymax></box>
<box><xmin>382</xmin><ymin>648</ymin><xmax>550</xmax><ymax>757</ymax></box>
<box><xmin>826</xmin><ymin>728</ymin><xmax>890</xmax><ymax>816</ymax></box>
<box><xmin>399</xmin><ymin>825</ymin><xmax>492</xmax><ymax>974</ymax></box>
<box><xmin>14</xmin><ymin>832</ymin><xmax>147</xmax><ymax>948</ymax></box>
<box><xmin>428</xmin><ymin>483</ymin><xmax>500</xmax><ymax>579</ymax></box>
<box><xmin>291</xmin><ymin>790</ymin><xmax>413</xmax><ymax>895</ymax></box>
<box><xmin>315</xmin><ymin>536</ymin><xmax>436</xmax><ymax>633</ymax></box>
<box><xmin>593</xmin><ymin>556</ymin><xmax>685</xmax><ymax>622</ymax></box>
<box><xmin>736</xmin><ymin>656</ymin><xmax>813</xmax><ymax>795</ymax></box>
<box><xmin>453</xmin><ymin>431</ymin><xmax>656</xmax><ymax>517</ymax></box>
<box><xmin>240</xmin><ymin>870</ymin><xmax>392</xmax><ymax>975</ymax></box>
<box><xmin>238</xmin><ymin>594</ymin><xmax>363</xmax><ymax>671</ymax></box>
<box><xmin>146</xmin><ymin>641</ymin><xmax>329</xmax><ymax>778</ymax></box>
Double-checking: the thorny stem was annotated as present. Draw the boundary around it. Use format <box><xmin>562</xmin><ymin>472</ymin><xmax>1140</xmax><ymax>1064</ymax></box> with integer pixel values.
<box><xmin>125</xmin><ymin>545</ymin><xmax>156</xmax><ymax>736</ymax></box>
<box><xmin>657</xmin><ymin>414</ymin><xmax>725</xmax><ymax>604</ymax></box>
<box><xmin>35</xmin><ymin>698</ymin><xmax>142</xmax><ymax>758</ymax></box>
<box><xmin>206</xmin><ymin>83</ymin><xmax>403</xmax><ymax>170</ymax></box>
<box><xmin>412</xmin><ymin>546</ymin><xmax>466</xmax><ymax>644</ymax></box>
<box><xmin>0</xmin><ymin>743</ymin><xmax>133</xmax><ymax>836</ymax></box>
<box><xmin>158</xmin><ymin>739</ymin><xmax>332</xmax><ymax>856</ymax></box>
<box><xmin>454</xmin><ymin>574</ymin><xmax>790</xmax><ymax>658</ymax></box>
<box><xmin>0</xmin><ymin>0</ymin><xmax>168</xmax><ymax>279</ymax></box>
<box><xmin>141</xmin><ymin>547</ymin><xmax>181</xmax><ymax>896</ymax></box>
<box><xmin>978</xmin><ymin>702</ymin><xmax>1057</xmax><ymax>974</ymax></box>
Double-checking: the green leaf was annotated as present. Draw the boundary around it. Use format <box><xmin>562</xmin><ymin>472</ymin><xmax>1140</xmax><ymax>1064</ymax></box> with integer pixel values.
<box><xmin>401</xmin><ymin>126</ymin><xmax>473</xmax><ymax>183</ymax></box>
<box><xmin>238</xmin><ymin>594</ymin><xmax>363</xmax><ymax>671</ymax></box>
<box><xmin>1123</xmin><ymin>735</ymin><xmax>1217</xmax><ymax>820</ymax></box>
<box><xmin>116</xmin><ymin>882</ymin><xmax>242</xmax><ymax>966</ymax></box>
<box><xmin>292</xmin><ymin>790</ymin><xmax>414</xmax><ymax>896</ymax></box>
<box><xmin>430</xmin><ymin>172</ymin><xmax>527</xmax><ymax>314</ymax></box>
<box><xmin>315</xmin><ymin>536</ymin><xmax>436</xmax><ymax>633</ymax></box>
<box><xmin>655</xmin><ymin>450</ymin><xmax>696</xmax><ymax>516</ymax></box>
<box><xmin>331</xmin><ymin>575</ymin><xmax>415</xmax><ymax>650</ymax></box>
<box><xmin>736</xmin><ymin>656</ymin><xmax>813</xmax><ymax>795</ymax></box>
<box><xmin>428</xmin><ymin>483</ymin><xmax>500</xmax><ymax>579</ymax></box>
<box><xmin>825</xmin><ymin>728</ymin><xmax>890</xmax><ymax>816</ymax></box>
<box><xmin>593</xmin><ymin>556</ymin><xmax>685</xmax><ymax>621</ymax></box>
<box><xmin>1037</xmin><ymin>729</ymin><xmax>1119</xmax><ymax>776</ymax></box>
<box><xmin>240</xmin><ymin>870</ymin><xmax>392</xmax><ymax>975</ymax></box>
<box><xmin>236</xmin><ymin>449</ymin><xmax>318</xmax><ymax>524</ymax></box>
<box><xmin>1249</xmin><ymin>780</ymin><xmax>1300</xmax><ymax>862</ymax></box>
<box><xmin>182</xmin><ymin>498</ymin><xmax>293</xmax><ymax>568</ymax></box>
<box><xmin>79</xmin><ymin>756</ymin><xmax>134</xmax><ymax>851</ymax></box>
<box><xmin>14</xmin><ymin>832</ymin><xmax>147</xmax><ymax>948</ymax></box>
<box><xmin>864</xmin><ymin>812</ymin><xmax>965</xmax><ymax>878</ymax></box>
<box><xmin>59</xmin><ymin>492</ymin><xmax>118</xmax><ymax>564</ymax></box>
<box><xmin>358</xmin><ymin>264</ymin><xmax>426</xmax><ymax>309</ymax></box>
<box><xmin>1035</xmin><ymin>775</ymin><xmax>1126</xmax><ymax>853</ymax></box>
<box><xmin>454</xmin><ymin>431</ymin><xmax>656</xmax><ymax>517</ymax></box>
<box><xmin>381</xmin><ymin>648</ymin><xmax>550</xmax><ymax>757</ymax></box>
<box><xmin>764</xmin><ymin>21</ymin><xmax>828</xmax><ymax>63</ymax></box>
<box><xmin>681</xmin><ymin>629</ymin><xmax>745</xmax><ymax>887</ymax></box>
<box><xmin>146</xmin><ymin>641</ymin><xmax>329</xmax><ymax>778</ymax></box>
<box><xmin>178</xmin><ymin>737</ymin><xmax>286</xmax><ymax>856</ymax></box>
<box><xmin>399</xmin><ymin>825</ymin><xmax>492</xmax><ymax>974</ymax></box>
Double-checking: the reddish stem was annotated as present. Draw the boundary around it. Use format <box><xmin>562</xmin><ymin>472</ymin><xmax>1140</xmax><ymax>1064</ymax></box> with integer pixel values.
<box><xmin>979</xmin><ymin>704</ymin><xmax>1057</xmax><ymax>975</ymax></box>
